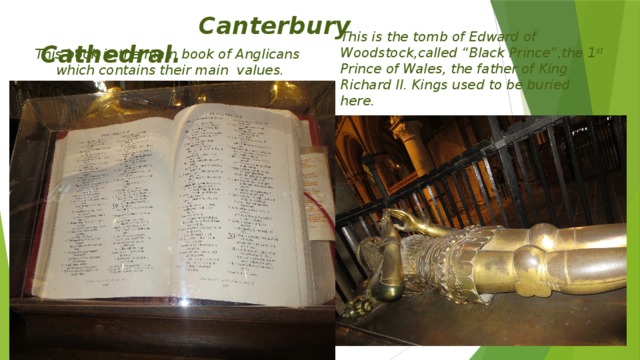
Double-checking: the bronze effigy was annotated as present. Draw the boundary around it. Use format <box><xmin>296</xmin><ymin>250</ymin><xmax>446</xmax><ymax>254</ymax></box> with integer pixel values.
<box><xmin>343</xmin><ymin>209</ymin><xmax>626</xmax><ymax>319</ymax></box>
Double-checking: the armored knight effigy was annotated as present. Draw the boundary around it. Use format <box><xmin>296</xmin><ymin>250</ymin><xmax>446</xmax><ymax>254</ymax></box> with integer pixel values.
<box><xmin>343</xmin><ymin>209</ymin><xmax>626</xmax><ymax>319</ymax></box>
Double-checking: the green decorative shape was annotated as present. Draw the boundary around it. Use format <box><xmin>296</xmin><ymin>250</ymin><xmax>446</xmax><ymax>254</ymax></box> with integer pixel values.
<box><xmin>471</xmin><ymin>346</ymin><xmax>550</xmax><ymax>360</ymax></box>
<box><xmin>574</xmin><ymin>1</ymin><xmax>625</xmax><ymax>114</ymax></box>
<box><xmin>572</xmin><ymin>3</ymin><xmax>639</xmax><ymax>360</ymax></box>
<box><xmin>491</xmin><ymin>0</ymin><xmax>592</xmax><ymax>114</ymax></box>
<box><xmin>605</xmin><ymin>1</ymin><xmax>640</xmax><ymax>115</ymax></box>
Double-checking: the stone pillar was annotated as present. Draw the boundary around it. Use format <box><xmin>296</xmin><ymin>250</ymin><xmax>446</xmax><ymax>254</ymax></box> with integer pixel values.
<box><xmin>334</xmin><ymin>169</ymin><xmax>361</xmax><ymax>213</ymax></box>
<box><xmin>390</xmin><ymin>117</ymin><xmax>435</xmax><ymax>176</ymax></box>
<box><xmin>348</xmin><ymin>172</ymin><xmax>375</xmax><ymax>204</ymax></box>
<box><xmin>362</xmin><ymin>155</ymin><xmax>389</xmax><ymax>201</ymax></box>
<box><xmin>390</xmin><ymin>117</ymin><xmax>447</xmax><ymax>226</ymax></box>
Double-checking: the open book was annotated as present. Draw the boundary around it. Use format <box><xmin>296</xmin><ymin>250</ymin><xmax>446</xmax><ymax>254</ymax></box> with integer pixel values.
<box><xmin>30</xmin><ymin>103</ymin><xmax>333</xmax><ymax>307</ymax></box>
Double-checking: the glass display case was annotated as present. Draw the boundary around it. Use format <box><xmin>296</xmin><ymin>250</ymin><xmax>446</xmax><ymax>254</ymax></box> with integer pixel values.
<box><xmin>10</xmin><ymin>81</ymin><xmax>336</xmax><ymax>359</ymax></box>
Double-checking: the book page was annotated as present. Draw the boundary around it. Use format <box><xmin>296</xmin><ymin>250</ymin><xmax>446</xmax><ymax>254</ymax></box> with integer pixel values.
<box><xmin>33</xmin><ymin>117</ymin><xmax>175</xmax><ymax>299</ymax></box>
<box><xmin>300</xmin><ymin>149</ymin><xmax>336</xmax><ymax>304</ymax></box>
<box><xmin>171</xmin><ymin>104</ymin><xmax>310</xmax><ymax>306</ymax></box>
<box><xmin>301</xmin><ymin>150</ymin><xmax>335</xmax><ymax>241</ymax></box>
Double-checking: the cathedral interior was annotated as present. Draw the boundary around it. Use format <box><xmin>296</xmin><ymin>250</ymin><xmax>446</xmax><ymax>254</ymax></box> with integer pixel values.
<box><xmin>335</xmin><ymin>115</ymin><xmax>626</xmax><ymax>345</ymax></box>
